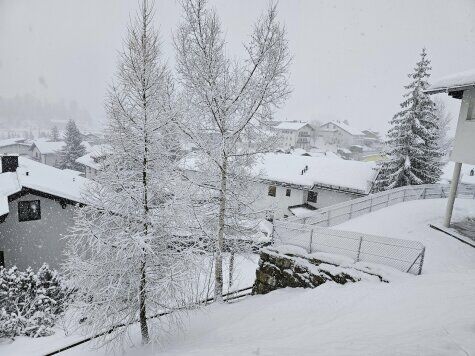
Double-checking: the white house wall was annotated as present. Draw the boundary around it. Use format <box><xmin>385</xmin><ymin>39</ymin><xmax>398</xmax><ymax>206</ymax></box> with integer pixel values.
<box><xmin>451</xmin><ymin>88</ymin><xmax>475</xmax><ymax>165</ymax></box>
<box><xmin>308</xmin><ymin>187</ymin><xmax>359</xmax><ymax>209</ymax></box>
<box><xmin>254</xmin><ymin>182</ymin><xmax>306</xmax><ymax>218</ymax></box>
<box><xmin>256</xmin><ymin>182</ymin><xmax>362</xmax><ymax>219</ymax></box>
<box><xmin>0</xmin><ymin>144</ymin><xmax>30</xmax><ymax>156</ymax></box>
<box><xmin>0</xmin><ymin>192</ymin><xmax>75</xmax><ymax>270</ymax></box>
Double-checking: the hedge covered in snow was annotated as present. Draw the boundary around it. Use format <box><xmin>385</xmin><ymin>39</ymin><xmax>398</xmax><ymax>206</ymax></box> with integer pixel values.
<box><xmin>0</xmin><ymin>264</ymin><xmax>69</xmax><ymax>339</ymax></box>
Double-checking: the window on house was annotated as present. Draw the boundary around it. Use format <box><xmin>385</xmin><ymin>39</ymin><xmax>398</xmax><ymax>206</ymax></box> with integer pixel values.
<box><xmin>286</xmin><ymin>188</ymin><xmax>291</xmax><ymax>197</ymax></box>
<box><xmin>307</xmin><ymin>191</ymin><xmax>318</xmax><ymax>203</ymax></box>
<box><xmin>0</xmin><ymin>251</ymin><xmax>4</xmax><ymax>267</ymax></box>
<box><xmin>18</xmin><ymin>200</ymin><xmax>41</xmax><ymax>222</ymax></box>
<box><xmin>268</xmin><ymin>185</ymin><xmax>276</xmax><ymax>197</ymax></box>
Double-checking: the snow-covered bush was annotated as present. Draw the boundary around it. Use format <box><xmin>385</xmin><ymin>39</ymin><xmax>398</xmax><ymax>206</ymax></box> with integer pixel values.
<box><xmin>0</xmin><ymin>264</ymin><xmax>69</xmax><ymax>339</ymax></box>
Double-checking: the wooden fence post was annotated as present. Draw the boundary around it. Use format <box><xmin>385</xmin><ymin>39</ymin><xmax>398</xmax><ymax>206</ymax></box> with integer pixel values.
<box><xmin>327</xmin><ymin>210</ymin><xmax>331</xmax><ymax>227</ymax></box>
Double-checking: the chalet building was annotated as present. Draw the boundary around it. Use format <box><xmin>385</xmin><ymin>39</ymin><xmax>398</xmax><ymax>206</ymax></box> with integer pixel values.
<box><xmin>426</xmin><ymin>70</ymin><xmax>475</xmax><ymax>227</ymax></box>
<box><xmin>274</xmin><ymin>121</ymin><xmax>314</xmax><ymax>150</ymax></box>
<box><xmin>0</xmin><ymin>138</ymin><xmax>32</xmax><ymax>157</ymax></box>
<box><xmin>180</xmin><ymin>152</ymin><xmax>378</xmax><ymax>220</ymax></box>
<box><xmin>319</xmin><ymin>121</ymin><xmax>366</xmax><ymax>148</ymax></box>
<box><xmin>0</xmin><ymin>155</ymin><xmax>88</xmax><ymax>269</ymax></box>
<box><xmin>254</xmin><ymin>153</ymin><xmax>378</xmax><ymax>219</ymax></box>
<box><xmin>28</xmin><ymin>141</ymin><xmax>65</xmax><ymax>166</ymax></box>
<box><xmin>75</xmin><ymin>144</ymin><xmax>111</xmax><ymax>178</ymax></box>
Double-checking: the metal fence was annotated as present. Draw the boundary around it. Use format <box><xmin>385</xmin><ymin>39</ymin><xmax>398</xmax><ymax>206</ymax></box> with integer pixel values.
<box><xmin>273</xmin><ymin>221</ymin><xmax>426</xmax><ymax>275</ymax></box>
<box><xmin>286</xmin><ymin>183</ymin><xmax>475</xmax><ymax>227</ymax></box>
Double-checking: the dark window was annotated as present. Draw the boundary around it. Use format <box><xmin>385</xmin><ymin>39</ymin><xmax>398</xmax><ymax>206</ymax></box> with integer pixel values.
<box><xmin>0</xmin><ymin>251</ymin><xmax>4</xmax><ymax>267</ymax></box>
<box><xmin>268</xmin><ymin>185</ymin><xmax>276</xmax><ymax>197</ymax></box>
<box><xmin>307</xmin><ymin>191</ymin><xmax>318</xmax><ymax>203</ymax></box>
<box><xmin>286</xmin><ymin>188</ymin><xmax>291</xmax><ymax>197</ymax></box>
<box><xmin>18</xmin><ymin>200</ymin><xmax>41</xmax><ymax>222</ymax></box>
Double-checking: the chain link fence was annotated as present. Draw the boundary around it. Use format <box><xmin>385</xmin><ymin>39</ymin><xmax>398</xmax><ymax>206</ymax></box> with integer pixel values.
<box><xmin>272</xmin><ymin>221</ymin><xmax>425</xmax><ymax>275</ymax></box>
<box><xmin>287</xmin><ymin>183</ymin><xmax>475</xmax><ymax>227</ymax></box>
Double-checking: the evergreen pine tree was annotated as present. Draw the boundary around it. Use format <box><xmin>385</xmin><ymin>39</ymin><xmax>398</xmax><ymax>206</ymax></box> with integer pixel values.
<box><xmin>374</xmin><ymin>49</ymin><xmax>443</xmax><ymax>191</ymax></box>
<box><xmin>57</xmin><ymin>119</ymin><xmax>85</xmax><ymax>170</ymax></box>
<box><xmin>50</xmin><ymin>126</ymin><xmax>60</xmax><ymax>141</ymax></box>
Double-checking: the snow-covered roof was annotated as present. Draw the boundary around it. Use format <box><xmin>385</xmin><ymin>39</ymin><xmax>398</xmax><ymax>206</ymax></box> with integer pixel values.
<box><xmin>0</xmin><ymin>138</ymin><xmax>29</xmax><ymax>148</ymax></box>
<box><xmin>256</xmin><ymin>153</ymin><xmax>377</xmax><ymax>193</ymax></box>
<box><xmin>274</xmin><ymin>121</ymin><xmax>312</xmax><ymax>131</ymax></box>
<box><xmin>0</xmin><ymin>157</ymin><xmax>90</xmax><ymax>216</ymax></box>
<box><xmin>426</xmin><ymin>69</ymin><xmax>475</xmax><ymax>98</ymax></box>
<box><xmin>75</xmin><ymin>144</ymin><xmax>112</xmax><ymax>170</ymax></box>
<box><xmin>180</xmin><ymin>152</ymin><xmax>375</xmax><ymax>193</ymax></box>
<box><xmin>322</xmin><ymin>121</ymin><xmax>365</xmax><ymax>136</ymax></box>
<box><xmin>0</xmin><ymin>172</ymin><xmax>22</xmax><ymax>216</ymax></box>
<box><xmin>30</xmin><ymin>141</ymin><xmax>65</xmax><ymax>154</ymax></box>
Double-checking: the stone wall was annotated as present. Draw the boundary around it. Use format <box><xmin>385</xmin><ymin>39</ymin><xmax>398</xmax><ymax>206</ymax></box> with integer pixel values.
<box><xmin>252</xmin><ymin>246</ymin><xmax>385</xmax><ymax>295</ymax></box>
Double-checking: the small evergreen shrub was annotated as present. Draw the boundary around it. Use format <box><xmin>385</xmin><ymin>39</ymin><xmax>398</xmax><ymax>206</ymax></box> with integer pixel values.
<box><xmin>0</xmin><ymin>264</ymin><xmax>69</xmax><ymax>339</ymax></box>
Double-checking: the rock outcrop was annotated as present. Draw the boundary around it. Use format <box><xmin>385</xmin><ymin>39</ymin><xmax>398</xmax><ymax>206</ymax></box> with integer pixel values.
<box><xmin>252</xmin><ymin>246</ymin><xmax>386</xmax><ymax>295</ymax></box>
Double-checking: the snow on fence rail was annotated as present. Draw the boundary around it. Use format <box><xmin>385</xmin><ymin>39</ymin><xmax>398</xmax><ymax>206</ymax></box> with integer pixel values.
<box><xmin>272</xmin><ymin>221</ymin><xmax>426</xmax><ymax>275</ymax></box>
<box><xmin>287</xmin><ymin>183</ymin><xmax>475</xmax><ymax>227</ymax></box>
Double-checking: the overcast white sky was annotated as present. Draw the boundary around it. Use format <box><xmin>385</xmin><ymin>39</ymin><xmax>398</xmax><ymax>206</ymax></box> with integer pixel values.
<box><xmin>1</xmin><ymin>0</ymin><xmax>474</xmax><ymax>133</ymax></box>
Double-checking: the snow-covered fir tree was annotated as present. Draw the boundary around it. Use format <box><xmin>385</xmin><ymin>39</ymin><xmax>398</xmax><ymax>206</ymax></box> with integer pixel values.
<box><xmin>64</xmin><ymin>0</ymin><xmax>202</xmax><ymax>347</ymax></box>
<box><xmin>434</xmin><ymin>99</ymin><xmax>454</xmax><ymax>161</ymax></box>
<box><xmin>175</xmin><ymin>0</ymin><xmax>290</xmax><ymax>301</ymax></box>
<box><xmin>374</xmin><ymin>49</ymin><xmax>443</xmax><ymax>191</ymax></box>
<box><xmin>50</xmin><ymin>126</ymin><xmax>60</xmax><ymax>141</ymax></box>
<box><xmin>57</xmin><ymin>119</ymin><xmax>85</xmax><ymax>170</ymax></box>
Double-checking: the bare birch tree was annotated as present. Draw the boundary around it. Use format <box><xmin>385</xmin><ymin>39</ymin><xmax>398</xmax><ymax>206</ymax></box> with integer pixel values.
<box><xmin>175</xmin><ymin>0</ymin><xmax>291</xmax><ymax>301</ymax></box>
<box><xmin>64</xmin><ymin>0</ymin><xmax>198</xmax><ymax>347</ymax></box>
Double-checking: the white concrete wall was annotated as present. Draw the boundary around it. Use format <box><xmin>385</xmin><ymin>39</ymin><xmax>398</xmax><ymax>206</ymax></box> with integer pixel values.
<box><xmin>451</xmin><ymin>88</ymin><xmax>475</xmax><ymax>165</ymax></box>
<box><xmin>0</xmin><ymin>192</ymin><xmax>75</xmax><ymax>270</ymax></box>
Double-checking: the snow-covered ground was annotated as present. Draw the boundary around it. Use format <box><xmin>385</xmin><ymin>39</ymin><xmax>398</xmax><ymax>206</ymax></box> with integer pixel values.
<box><xmin>3</xmin><ymin>199</ymin><xmax>475</xmax><ymax>355</ymax></box>
<box><xmin>338</xmin><ymin>198</ymin><xmax>475</xmax><ymax>274</ymax></box>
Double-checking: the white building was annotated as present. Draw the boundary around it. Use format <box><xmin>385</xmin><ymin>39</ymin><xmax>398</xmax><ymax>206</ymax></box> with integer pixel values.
<box><xmin>75</xmin><ymin>144</ymin><xmax>111</xmax><ymax>178</ymax></box>
<box><xmin>319</xmin><ymin>121</ymin><xmax>365</xmax><ymax>148</ymax></box>
<box><xmin>274</xmin><ymin>121</ymin><xmax>314</xmax><ymax>150</ymax></box>
<box><xmin>0</xmin><ymin>138</ymin><xmax>31</xmax><ymax>157</ymax></box>
<box><xmin>254</xmin><ymin>153</ymin><xmax>378</xmax><ymax>219</ymax></box>
<box><xmin>180</xmin><ymin>152</ymin><xmax>377</xmax><ymax>220</ymax></box>
<box><xmin>28</xmin><ymin>141</ymin><xmax>65</xmax><ymax>166</ymax></box>
<box><xmin>0</xmin><ymin>155</ymin><xmax>89</xmax><ymax>269</ymax></box>
<box><xmin>426</xmin><ymin>70</ymin><xmax>475</xmax><ymax>227</ymax></box>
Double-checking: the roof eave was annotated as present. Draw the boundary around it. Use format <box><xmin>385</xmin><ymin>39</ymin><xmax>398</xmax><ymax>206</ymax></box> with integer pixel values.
<box><xmin>425</xmin><ymin>84</ymin><xmax>475</xmax><ymax>99</ymax></box>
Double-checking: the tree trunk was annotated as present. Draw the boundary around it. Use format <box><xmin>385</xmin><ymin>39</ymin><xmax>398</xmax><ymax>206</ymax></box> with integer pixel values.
<box><xmin>139</xmin><ymin>258</ymin><xmax>150</xmax><ymax>344</ymax></box>
<box><xmin>215</xmin><ymin>155</ymin><xmax>227</xmax><ymax>302</ymax></box>
<box><xmin>228</xmin><ymin>251</ymin><xmax>234</xmax><ymax>291</ymax></box>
